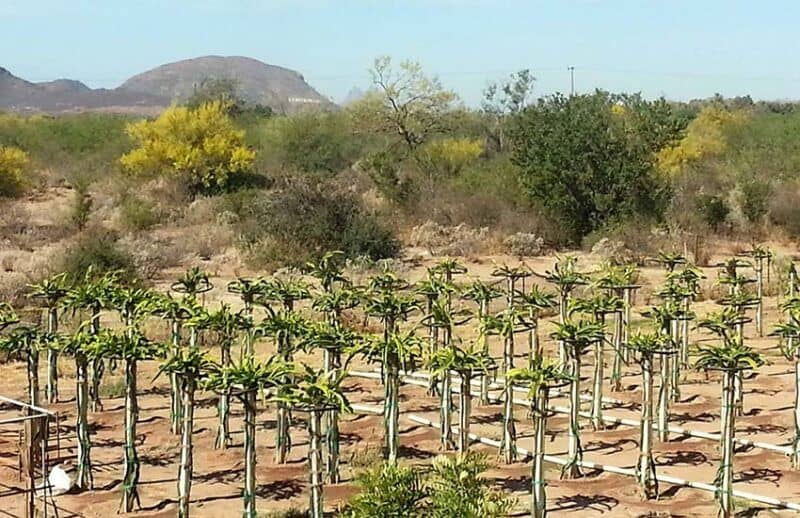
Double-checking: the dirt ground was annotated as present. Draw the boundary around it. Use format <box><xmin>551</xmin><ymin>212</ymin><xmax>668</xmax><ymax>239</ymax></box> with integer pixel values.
<box><xmin>3</xmin><ymin>246</ymin><xmax>800</xmax><ymax>517</ymax></box>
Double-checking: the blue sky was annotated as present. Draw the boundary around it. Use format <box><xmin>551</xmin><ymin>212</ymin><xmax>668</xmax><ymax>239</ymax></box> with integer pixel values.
<box><xmin>3</xmin><ymin>0</ymin><xmax>800</xmax><ymax>105</ymax></box>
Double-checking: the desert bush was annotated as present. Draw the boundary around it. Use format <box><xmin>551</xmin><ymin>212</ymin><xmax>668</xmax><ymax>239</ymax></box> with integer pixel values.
<box><xmin>409</xmin><ymin>220</ymin><xmax>489</xmax><ymax>256</ymax></box>
<box><xmin>222</xmin><ymin>177</ymin><xmax>399</xmax><ymax>268</ymax></box>
<box><xmin>0</xmin><ymin>145</ymin><xmax>29</xmax><ymax>197</ymax></box>
<box><xmin>59</xmin><ymin>227</ymin><xmax>136</xmax><ymax>281</ymax></box>
<box><xmin>768</xmin><ymin>181</ymin><xmax>800</xmax><ymax>237</ymax></box>
<box><xmin>120</xmin><ymin>101</ymin><xmax>256</xmax><ymax>194</ymax></box>
<box><xmin>119</xmin><ymin>195</ymin><xmax>159</xmax><ymax>233</ymax></box>
<box><xmin>267</xmin><ymin>112</ymin><xmax>360</xmax><ymax>174</ymax></box>
<box><xmin>504</xmin><ymin>232</ymin><xmax>545</xmax><ymax>257</ymax></box>
<box><xmin>360</xmin><ymin>149</ymin><xmax>416</xmax><ymax>205</ymax></box>
<box><xmin>67</xmin><ymin>173</ymin><xmax>94</xmax><ymax>231</ymax></box>
<box><xmin>0</xmin><ymin>113</ymin><xmax>131</xmax><ymax>182</ymax></box>
<box><xmin>583</xmin><ymin>220</ymin><xmax>672</xmax><ymax>265</ymax></box>
<box><xmin>736</xmin><ymin>178</ymin><xmax>770</xmax><ymax>224</ymax></box>
<box><xmin>695</xmin><ymin>193</ymin><xmax>730</xmax><ymax>231</ymax></box>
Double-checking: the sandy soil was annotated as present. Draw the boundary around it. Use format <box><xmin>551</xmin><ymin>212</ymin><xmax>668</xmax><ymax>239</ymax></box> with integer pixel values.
<box><xmin>2</xmin><ymin>220</ymin><xmax>800</xmax><ymax>516</ymax></box>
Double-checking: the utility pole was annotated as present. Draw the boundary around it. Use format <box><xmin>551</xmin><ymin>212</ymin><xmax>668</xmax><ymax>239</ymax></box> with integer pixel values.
<box><xmin>568</xmin><ymin>66</ymin><xmax>575</xmax><ymax>96</ymax></box>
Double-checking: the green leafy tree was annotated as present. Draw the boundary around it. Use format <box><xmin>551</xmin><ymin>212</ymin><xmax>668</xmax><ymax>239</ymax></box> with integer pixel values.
<box><xmin>349</xmin><ymin>56</ymin><xmax>457</xmax><ymax>152</ymax></box>
<box><xmin>510</xmin><ymin>91</ymin><xmax>683</xmax><ymax>241</ymax></box>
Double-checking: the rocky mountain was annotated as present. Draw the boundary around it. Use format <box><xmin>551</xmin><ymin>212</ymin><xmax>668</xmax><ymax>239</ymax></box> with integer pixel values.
<box><xmin>0</xmin><ymin>56</ymin><xmax>333</xmax><ymax>114</ymax></box>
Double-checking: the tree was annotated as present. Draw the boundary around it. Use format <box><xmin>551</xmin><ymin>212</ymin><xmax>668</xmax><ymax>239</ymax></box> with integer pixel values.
<box><xmin>349</xmin><ymin>56</ymin><xmax>457</xmax><ymax>152</ymax></box>
<box><xmin>28</xmin><ymin>273</ymin><xmax>69</xmax><ymax>403</ymax></box>
<box><xmin>205</xmin><ymin>355</ymin><xmax>292</xmax><ymax>518</ymax></box>
<box><xmin>157</xmin><ymin>347</ymin><xmax>214</xmax><ymax>518</ymax></box>
<box><xmin>87</xmin><ymin>330</ymin><xmax>164</xmax><ymax>512</ymax></box>
<box><xmin>509</xmin><ymin>91</ymin><xmax>683</xmax><ymax>241</ymax></box>
<box><xmin>277</xmin><ymin>365</ymin><xmax>351</xmax><ymax>518</ymax></box>
<box><xmin>508</xmin><ymin>360</ymin><xmax>572</xmax><ymax>518</ymax></box>
<box><xmin>482</xmin><ymin>69</ymin><xmax>536</xmax><ymax>152</ymax></box>
<box><xmin>186</xmin><ymin>77</ymin><xmax>246</xmax><ymax>115</ymax></box>
<box><xmin>270</xmin><ymin>112</ymin><xmax>360</xmax><ymax>174</ymax></box>
<box><xmin>695</xmin><ymin>340</ymin><xmax>763</xmax><ymax>518</ymax></box>
<box><xmin>0</xmin><ymin>145</ymin><xmax>29</xmax><ymax>197</ymax></box>
<box><xmin>551</xmin><ymin>319</ymin><xmax>605</xmax><ymax>479</ymax></box>
<box><xmin>119</xmin><ymin>101</ymin><xmax>256</xmax><ymax>194</ymax></box>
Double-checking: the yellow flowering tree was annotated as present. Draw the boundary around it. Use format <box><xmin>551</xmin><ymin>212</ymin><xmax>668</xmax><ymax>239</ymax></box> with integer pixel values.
<box><xmin>120</xmin><ymin>101</ymin><xmax>255</xmax><ymax>193</ymax></box>
<box><xmin>0</xmin><ymin>145</ymin><xmax>29</xmax><ymax>197</ymax></box>
<box><xmin>656</xmin><ymin>105</ymin><xmax>747</xmax><ymax>175</ymax></box>
<box><xmin>415</xmin><ymin>137</ymin><xmax>483</xmax><ymax>182</ymax></box>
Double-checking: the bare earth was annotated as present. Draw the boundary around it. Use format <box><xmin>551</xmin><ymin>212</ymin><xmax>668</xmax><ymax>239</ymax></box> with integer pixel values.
<box><xmin>2</xmin><ymin>196</ymin><xmax>800</xmax><ymax>516</ymax></box>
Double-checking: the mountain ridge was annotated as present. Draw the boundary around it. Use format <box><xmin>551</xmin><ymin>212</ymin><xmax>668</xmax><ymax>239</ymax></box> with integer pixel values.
<box><xmin>0</xmin><ymin>56</ymin><xmax>333</xmax><ymax>114</ymax></box>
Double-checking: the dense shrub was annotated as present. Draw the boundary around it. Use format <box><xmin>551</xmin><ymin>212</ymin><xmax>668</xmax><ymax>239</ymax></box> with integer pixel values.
<box><xmin>695</xmin><ymin>193</ymin><xmax>730</xmax><ymax>231</ymax></box>
<box><xmin>59</xmin><ymin>228</ymin><xmax>137</xmax><ymax>281</ymax></box>
<box><xmin>267</xmin><ymin>112</ymin><xmax>360</xmax><ymax>174</ymax></box>
<box><xmin>768</xmin><ymin>181</ymin><xmax>800</xmax><ymax>237</ymax></box>
<box><xmin>222</xmin><ymin>177</ymin><xmax>399</xmax><ymax>268</ymax></box>
<box><xmin>119</xmin><ymin>195</ymin><xmax>160</xmax><ymax>232</ymax></box>
<box><xmin>737</xmin><ymin>179</ymin><xmax>770</xmax><ymax>224</ymax></box>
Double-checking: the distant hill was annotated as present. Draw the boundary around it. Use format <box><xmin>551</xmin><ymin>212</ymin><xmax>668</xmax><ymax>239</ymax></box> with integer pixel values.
<box><xmin>0</xmin><ymin>56</ymin><xmax>333</xmax><ymax>115</ymax></box>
